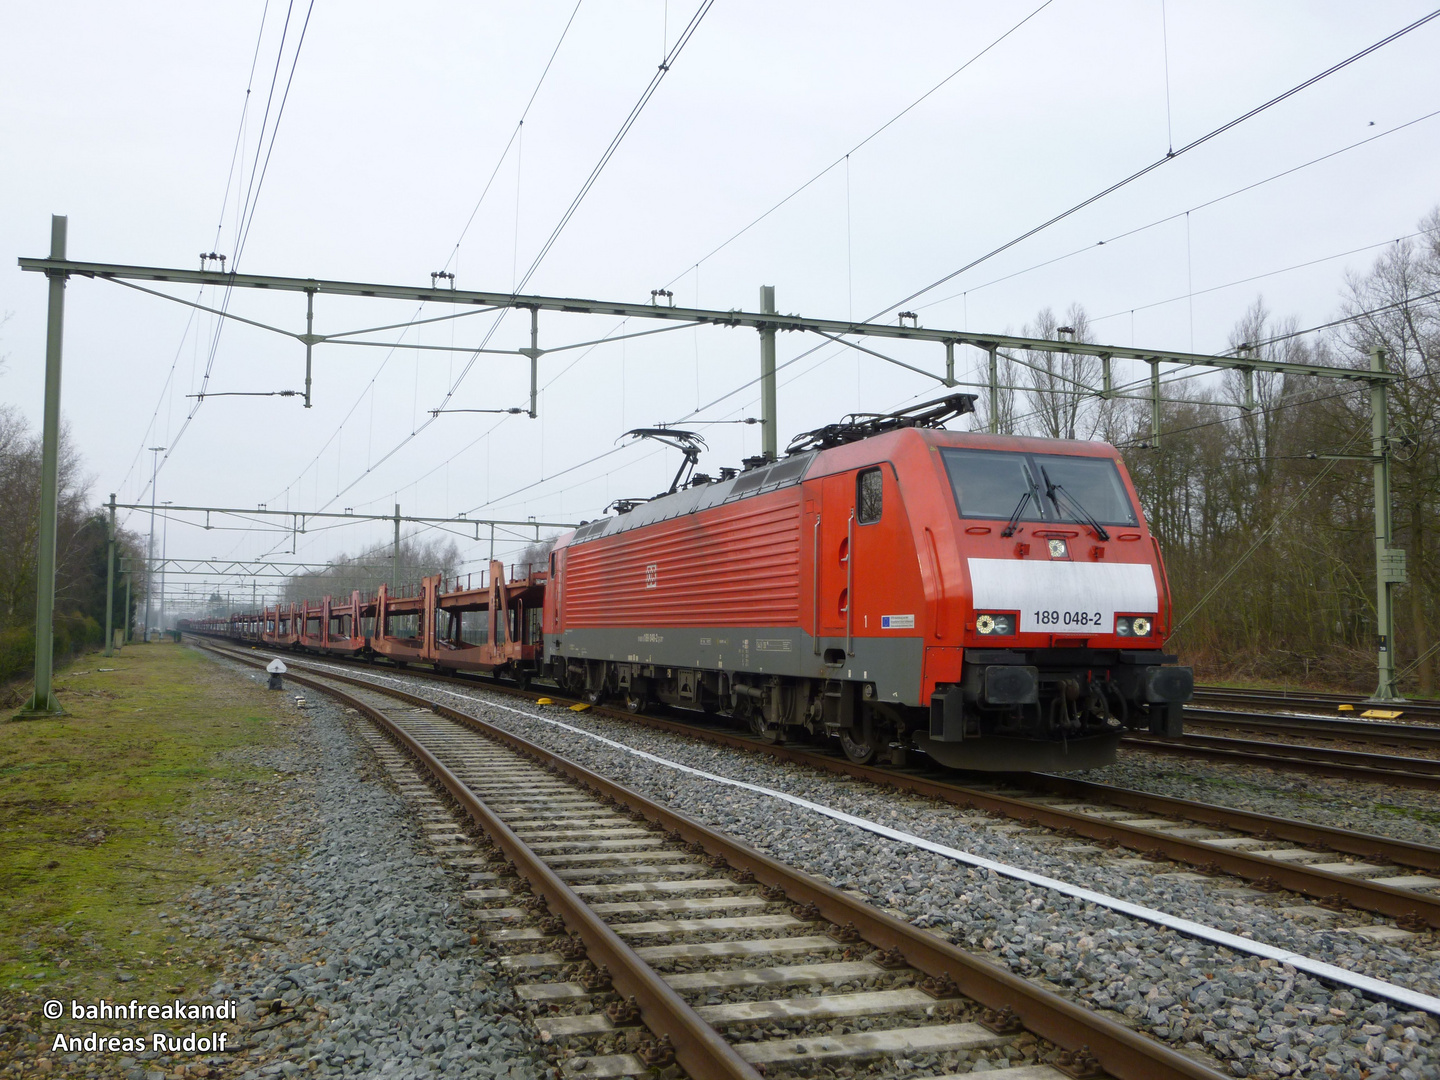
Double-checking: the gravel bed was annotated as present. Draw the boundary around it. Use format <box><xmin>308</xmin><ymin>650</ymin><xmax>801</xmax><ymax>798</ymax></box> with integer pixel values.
<box><xmin>1076</xmin><ymin>750</ymin><xmax>1440</xmax><ymax>849</ymax></box>
<box><xmin>173</xmin><ymin>654</ymin><xmax>548</xmax><ymax>1080</ymax></box>
<box><xmin>322</xmin><ymin>665</ymin><xmax>1440</xmax><ymax>1080</ymax></box>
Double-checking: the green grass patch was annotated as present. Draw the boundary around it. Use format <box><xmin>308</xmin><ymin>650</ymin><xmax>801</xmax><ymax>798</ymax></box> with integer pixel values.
<box><xmin>0</xmin><ymin>642</ymin><xmax>293</xmax><ymax>1002</ymax></box>
<box><xmin>1371</xmin><ymin>801</ymin><xmax>1440</xmax><ymax>828</ymax></box>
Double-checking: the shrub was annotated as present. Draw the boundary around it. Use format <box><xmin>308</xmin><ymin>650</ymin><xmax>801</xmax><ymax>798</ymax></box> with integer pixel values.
<box><xmin>0</xmin><ymin>626</ymin><xmax>36</xmax><ymax>684</ymax></box>
<box><xmin>0</xmin><ymin>616</ymin><xmax>106</xmax><ymax>688</ymax></box>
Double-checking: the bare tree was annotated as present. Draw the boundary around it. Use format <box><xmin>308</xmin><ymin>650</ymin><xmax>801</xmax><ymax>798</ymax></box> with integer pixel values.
<box><xmin>0</xmin><ymin>406</ymin><xmax>137</xmax><ymax>680</ymax></box>
<box><xmin>0</xmin><ymin>409</ymin><xmax>92</xmax><ymax>625</ymax></box>
<box><xmin>989</xmin><ymin>305</ymin><xmax>1119</xmax><ymax>441</ymax></box>
<box><xmin>1333</xmin><ymin>228</ymin><xmax>1440</xmax><ymax>692</ymax></box>
<box><xmin>281</xmin><ymin>536</ymin><xmax>461</xmax><ymax>604</ymax></box>
<box><xmin>1105</xmin><ymin>211</ymin><xmax>1440</xmax><ymax>692</ymax></box>
<box><xmin>971</xmin><ymin>348</ymin><xmax>1020</xmax><ymax>435</ymax></box>
<box><xmin>516</xmin><ymin>535</ymin><xmax>558</xmax><ymax>576</ymax></box>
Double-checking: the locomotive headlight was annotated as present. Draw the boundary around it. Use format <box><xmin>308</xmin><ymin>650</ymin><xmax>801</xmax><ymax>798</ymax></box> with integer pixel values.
<box><xmin>1115</xmin><ymin>616</ymin><xmax>1153</xmax><ymax>637</ymax></box>
<box><xmin>975</xmin><ymin>613</ymin><xmax>1013</xmax><ymax>635</ymax></box>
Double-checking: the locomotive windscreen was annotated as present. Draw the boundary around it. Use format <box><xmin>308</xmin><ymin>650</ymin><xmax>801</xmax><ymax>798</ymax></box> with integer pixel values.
<box><xmin>940</xmin><ymin>448</ymin><xmax>1138</xmax><ymax>526</ymax></box>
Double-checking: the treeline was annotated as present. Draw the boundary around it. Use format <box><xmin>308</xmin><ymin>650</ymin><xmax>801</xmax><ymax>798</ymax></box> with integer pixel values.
<box><xmin>989</xmin><ymin>208</ymin><xmax>1439</xmax><ymax>695</ymax></box>
<box><xmin>279</xmin><ymin>537</ymin><xmax>462</xmax><ymax>604</ymax></box>
<box><xmin>275</xmin><ymin>535</ymin><xmax>557</xmax><ymax>608</ymax></box>
<box><xmin>0</xmin><ymin>407</ymin><xmax>142</xmax><ymax>686</ymax></box>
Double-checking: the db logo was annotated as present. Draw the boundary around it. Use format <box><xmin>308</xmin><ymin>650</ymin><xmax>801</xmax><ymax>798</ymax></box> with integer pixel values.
<box><xmin>645</xmin><ymin>563</ymin><xmax>658</xmax><ymax>589</ymax></box>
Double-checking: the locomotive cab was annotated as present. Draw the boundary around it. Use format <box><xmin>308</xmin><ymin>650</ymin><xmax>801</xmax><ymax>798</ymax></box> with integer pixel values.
<box><xmin>911</xmin><ymin>434</ymin><xmax>1192</xmax><ymax>771</ymax></box>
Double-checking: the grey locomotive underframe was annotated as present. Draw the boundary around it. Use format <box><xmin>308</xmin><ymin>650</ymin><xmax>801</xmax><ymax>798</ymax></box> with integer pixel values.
<box><xmin>549</xmin><ymin>628</ymin><xmax>1189</xmax><ymax>745</ymax></box>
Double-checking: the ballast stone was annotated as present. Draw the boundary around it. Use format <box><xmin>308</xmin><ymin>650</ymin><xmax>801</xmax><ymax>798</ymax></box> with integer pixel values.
<box><xmin>363</xmin><ymin>667</ymin><xmax>1440</xmax><ymax>1080</ymax></box>
<box><xmin>180</xmin><ymin>650</ymin><xmax>548</xmax><ymax>1080</ymax></box>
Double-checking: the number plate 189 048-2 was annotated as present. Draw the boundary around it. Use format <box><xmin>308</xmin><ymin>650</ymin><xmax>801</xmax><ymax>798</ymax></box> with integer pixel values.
<box><xmin>1029</xmin><ymin>609</ymin><xmax>1103</xmax><ymax>630</ymax></box>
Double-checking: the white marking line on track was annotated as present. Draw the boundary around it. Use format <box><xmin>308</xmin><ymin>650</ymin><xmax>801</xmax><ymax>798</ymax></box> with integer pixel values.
<box><xmin>290</xmin><ymin>657</ymin><xmax>1440</xmax><ymax>1015</ymax></box>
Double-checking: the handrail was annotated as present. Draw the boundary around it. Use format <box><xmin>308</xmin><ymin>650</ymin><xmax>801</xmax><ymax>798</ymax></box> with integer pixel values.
<box><xmin>812</xmin><ymin>515</ymin><xmax>821</xmax><ymax>655</ymax></box>
<box><xmin>845</xmin><ymin>512</ymin><xmax>855</xmax><ymax>657</ymax></box>
<box><xmin>923</xmin><ymin>526</ymin><xmax>945</xmax><ymax>639</ymax></box>
<box><xmin>1151</xmin><ymin>535</ymin><xmax>1174</xmax><ymax>635</ymax></box>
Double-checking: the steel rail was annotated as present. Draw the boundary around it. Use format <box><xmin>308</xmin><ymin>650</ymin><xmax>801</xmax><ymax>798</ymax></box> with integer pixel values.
<box><xmin>195</xmin><ymin>638</ymin><xmax>1226</xmax><ymax>1080</ymax></box>
<box><xmin>1184</xmin><ymin>707</ymin><xmax>1440</xmax><ymax>748</ymax></box>
<box><xmin>1193</xmin><ymin>686</ymin><xmax>1440</xmax><ymax>720</ymax></box>
<box><xmin>1009</xmin><ymin>773</ymin><xmax>1440</xmax><ymax>873</ymax></box>
<box><xmin>192</xmin><ymin>638</ymin><xmax>1440</xmax><ymax>926</ymax></box>
<box><xmin>1126</xmin><ymin>733</ymin><xmax>1440</xmax><ymax>790</ymax></box>
<box><xmin>216</xmin><ymin>651</ymin><xmax>760</xmax><ymax>1080</ymax></box>
<box><xmin>562</xmin><ymin>711</ymin><xmax>1440</xmax><ymax>927</ymax></box>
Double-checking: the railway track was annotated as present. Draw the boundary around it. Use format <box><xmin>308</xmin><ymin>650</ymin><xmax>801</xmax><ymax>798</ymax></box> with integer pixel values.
<box><xmin>1181</xmin><ymin>707</ymin><xmax>1440</xmax><ymax>751</ymax></box>
<box><xmin>561</xmin><ymin>716</ymin><xmax>1440</xmax><ymax>931</ymax></box>
<box><xmin>199</xmin><ymin>639</ymin><xmax>1226</xmax><ymax>1080</ymax></box>
<box><xmin>1125</xmin><ymin>731</ymin><xmax>1440</xmax><ymax>790</ymax></box>
<box><xmin>1192</xmin><ymin>685</ymin><xmax>1440</xmax><ymax>723</ymax></box>
<box><xmin>193</xmin><ymin>637</ymin><xmax>1440</xmax><ymax>937</ymax></box>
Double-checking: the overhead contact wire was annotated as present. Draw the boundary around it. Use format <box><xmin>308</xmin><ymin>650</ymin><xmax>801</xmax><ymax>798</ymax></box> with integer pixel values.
<box><xmin>119</xmin><ymin>1</ymin><xmax>275</xmax><ymax>513</ymax></box>
<box><xmin>871</xmin><ymin>8</ymin><xmax>1440</xmax><ymax>322</ymax></box>
<box><xmin>505</xmin><ymin>7</ymin><xmax>1430</xmax><ymax>523</ymax></box>
<box><xmin>915</xmin><ymin>106</ymin><xmax>1440</xmax><ymax>314</ymax></box>
<box><xmin>661</xmin><ymin>0</ymin><xmax>1057</xmax><ymax>288</ymax></box>
<box><xmin>263</xmin><ymin>1</ymin><xmax>587</xmax><ymax>523</ymax></box>
<box><xmin>145</xmin><ymin>0</ymin><xmax>319</xmax><ymax>499</ymax></box>
<box><xmin>298</xmin><ymin>1</ymin><xmax>716</xmax><ymax>549</ymax></box>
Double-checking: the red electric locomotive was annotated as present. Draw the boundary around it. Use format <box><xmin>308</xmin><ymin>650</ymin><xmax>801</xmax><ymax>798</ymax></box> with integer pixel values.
<box><xmin>543</xmin><ymin>395</ymin><xmax>1191</xmax><ymax>769</ymax></box>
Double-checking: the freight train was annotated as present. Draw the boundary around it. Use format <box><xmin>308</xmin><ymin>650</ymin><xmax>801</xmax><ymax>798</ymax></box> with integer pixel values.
<box><xmin>186</xmin><ymin>394</ymin><xmax>1191</xmax><ymax>770</ymax></box>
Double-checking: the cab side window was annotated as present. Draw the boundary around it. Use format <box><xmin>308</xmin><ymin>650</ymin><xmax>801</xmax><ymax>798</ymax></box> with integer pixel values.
<box><xmin>857</xmin><ymin>467</ymin><xmax>883</xmax><ymax>524</ymax></box>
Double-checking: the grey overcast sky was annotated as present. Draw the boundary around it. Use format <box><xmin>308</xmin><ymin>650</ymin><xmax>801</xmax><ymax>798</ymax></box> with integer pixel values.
<box><xmin>3</xmin><ymin>1</ymin><xmax>1438</xmax><ymax>602</ymax></box>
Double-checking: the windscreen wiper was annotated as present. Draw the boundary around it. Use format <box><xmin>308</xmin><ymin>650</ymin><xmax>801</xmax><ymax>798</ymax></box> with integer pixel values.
<box><xmin>1000</xmin><ymin>490</ymin><xmax>1031</xmax><ymax>537</ymax></box>
<box><xmin>1040</xmin><ymin>466</ymin><xmax>1110</xmax><ymax>541</ymax></box>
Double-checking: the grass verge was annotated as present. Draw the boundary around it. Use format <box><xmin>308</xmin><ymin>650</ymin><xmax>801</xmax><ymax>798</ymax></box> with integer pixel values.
<box><xmin>0</xmin><ymin>642</ymin><xmax>296</xmax><ymax>1006</ymax></box>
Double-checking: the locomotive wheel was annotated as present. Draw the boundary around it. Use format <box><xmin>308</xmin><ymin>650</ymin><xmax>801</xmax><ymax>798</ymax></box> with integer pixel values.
<box><xmin>623</xmin><ymin>684</ymin><xmax>650</xmax><ymax>714</ymax></box>
<box><xmin>749</xmin><ymin>711</ymin><xmax>783</xmax><ymax>744</ymax></box>
<box><xmin>514</xmin><ymin>670</ymin><xmax>532</xmax><ymax>692</ymax></box>
<box><xmin>838</xmin><ymin>715</ymin><xmax>877</xmax><ymax>765</ymax></box>
<box><xmin>583</xmin><ymin>661</ymin><xmax>608</xmax><ymax>705</ymax></box>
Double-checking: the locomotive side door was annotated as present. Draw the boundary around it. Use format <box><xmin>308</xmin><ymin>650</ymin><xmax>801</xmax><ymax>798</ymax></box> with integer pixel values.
<box><xmin>814</xmin><ymin>472</ymin><xmax>854</xmax><ymax>645</ymax></box>
<box><xmin>851</xmin><ymin>463</ymin><xmax>911</xmax><ymax>642</ymax></box>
